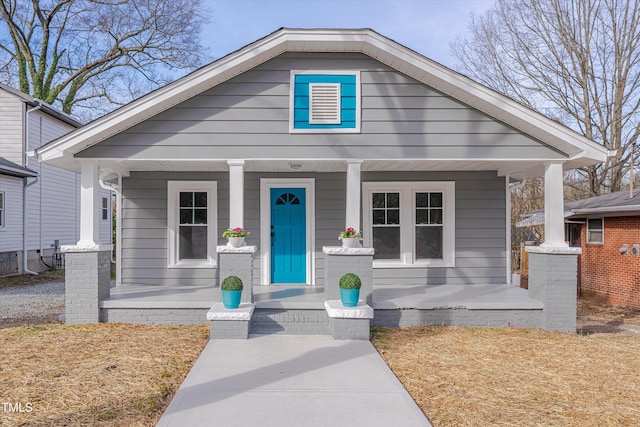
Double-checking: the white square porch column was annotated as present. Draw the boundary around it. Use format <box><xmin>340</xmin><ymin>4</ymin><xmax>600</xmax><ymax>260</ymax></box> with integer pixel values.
<box><xmin>345</xmin><ymin>160</ymin><xmax>363</xmax><ymax>230</ymax></box>
<box><xmin>227</xmin><ymin>160</ymin><xmax>245</xmax><ymax>229</ymax></box>
<box><xmin>63</xmin><ymin>160</ymin><xmax>112</xmax><ymax>324</ymax></box>
<box><xmin>541</xmin><ymin>161</ymin><xmax>567</xmax><ymax>247</ymax></box>
<box><xmin>526</xmin><ymin>160</ymin><xmax>581</xmax><ymax>332</ymax></box>
<box><xmin>77</xmin><ymin>161</ymin><xmax>101</xmax><ymax>247</ymax></box>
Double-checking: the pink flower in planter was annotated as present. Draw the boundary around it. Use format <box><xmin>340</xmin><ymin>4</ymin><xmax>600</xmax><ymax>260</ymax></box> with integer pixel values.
<box><xmin>338</xmin><ymin>227</ymin><xmax>362</xmax><ymax>240</ymax></box>
<box><xmin>222</xmin><ymin>227</ymin><xmax>250</xmax><ymax>238</ymax></box>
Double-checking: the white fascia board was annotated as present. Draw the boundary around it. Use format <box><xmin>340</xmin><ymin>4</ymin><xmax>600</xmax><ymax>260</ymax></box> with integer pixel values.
<box><xmin>571</xmin><ymin>206</ymin><xmax>640</xmax><ymax>215</ymax></box>
<box><xmin>37</xmin><ymin>27</ymin><xmax>609</xmax><ymax>166</ymax></box>
<box><xmin>358</xmin><ymin>32</ymin><xmax>609</xmax><ymax>164</ymax></box>
<box><xmin>37</xmin><ymin>30</ymin><xmax>295</xmax><ymax>162</ymax></box>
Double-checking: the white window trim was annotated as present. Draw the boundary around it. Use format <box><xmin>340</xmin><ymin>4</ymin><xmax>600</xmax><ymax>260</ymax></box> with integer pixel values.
<box><xmin>363</xmin><ymin>181</ymin><xmax>455</xmax><ymax>268</ymax></box>
<box><xmin>586</xmin><ymin>217</ymin><xmax>604</xmax><ymax>244</ymax></box>
<box><xmin>167</xmin><ymin>181</ymin><xmax>218</xmax><ymax>269</ymax></box>
<box><xmin>289</xmin><ymin>70</ymin><xmax>361</xmax><ymax>134</ymax></box>
<box><xmin>0</xmin><ymin>191</ymin><xmax>5</xmax><ymax>230</ymax></box>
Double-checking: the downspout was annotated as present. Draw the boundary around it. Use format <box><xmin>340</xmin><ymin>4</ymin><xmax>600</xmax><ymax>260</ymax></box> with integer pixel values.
<box><xmin>23</xmin><ymin>103</ymin><xmax>43</xmax><ymax>275</ymax></box>
<box><xmin>37</xmin><ymin>116</ymin><xmax>45</xmax><ymax>267</ymax></box>
<box><xmin>100</xmin><ymin>176</ymin><xmax>121</xmax><ymax>285</ymax></box>
<box><xmin>22</xmin><ymin>177</ymin><xmax>38</xmax><ymax>275</ymax></box>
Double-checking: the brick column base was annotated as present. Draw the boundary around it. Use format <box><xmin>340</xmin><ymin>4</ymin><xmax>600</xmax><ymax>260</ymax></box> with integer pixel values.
<box><xmin>216</xmin><ymin>245</ymin><xmax>257</xmax><ymax>303</ymax></box>
<box><xmin>527</xmin><ymin>246</ymin><xmax>581</xmax><ymax>332</ymax></box>
<box><xmin>323</xmin><ymin>247</ymin><xmax>374</xmax><ymax>305</ymax></box>
<box><xmin>63</xmin><ymin>248</ymin><xmax>112</xmax><ymax>324</ymax></box>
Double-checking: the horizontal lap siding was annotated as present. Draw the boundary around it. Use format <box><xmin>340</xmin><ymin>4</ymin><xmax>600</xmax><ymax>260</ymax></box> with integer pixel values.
<box><xmin>87</xmin><ymin>53</ymin><xmax>514</xmax><ymax>286</ymax></box>
<box><xmin>121</xmin><ymin>172</ymin><xmax>227</xmax><ymax>285</ymax></box>
<box><xmin>24</xmin><ymin>111</ymin><xmax>87</xmax><ymax>250</ymax></box>
<box><xmin>121</xmin><ymin>172</ymin><xmax>345</xmax><ymax>286</ymax></box>
<box><xmin>122</xmin><ymin>171</ymin><xmax>504</xmax><ymax>286</ymax></box>
<box><xmin>0</xmin><ymin>89</ymin><xmax>23</xmax><ymax>165</ymax></box>
<box><xmin>0</xmin><ymin>176</ymin><xmax>24</xmax><ymax>251</ymax></box>
<box><xmin>362</xmin><ymin>171</ymin><xmax>507</xmax><ymax>285</ymax></box>
<box><xmin>77</xmin><ymin>53</ymin><xmax>564</xmax><ymax>161</ymax></box>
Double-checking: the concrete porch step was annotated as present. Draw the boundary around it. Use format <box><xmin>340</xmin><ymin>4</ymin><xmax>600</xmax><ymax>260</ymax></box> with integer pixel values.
<box><xmin>250</xmin><ymin>308</ymin><xmax>331</xmax><ymax>335</ymax></box>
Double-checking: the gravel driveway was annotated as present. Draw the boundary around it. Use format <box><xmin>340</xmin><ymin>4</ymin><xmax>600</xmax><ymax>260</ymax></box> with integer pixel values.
<box><xmin>0</xmin><ymin>281</ymin><xmax>65</xmax><ymax>327</ymax></box>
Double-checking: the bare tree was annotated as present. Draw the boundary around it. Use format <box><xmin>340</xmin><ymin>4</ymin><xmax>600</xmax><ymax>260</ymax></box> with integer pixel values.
<box><xmin>0</xmin><ymin>0</ymin><xmax>209</xmax><ymax>119</ymax></box>
<box><xmin>453</xmin><ymin>0</ymin><xmax>640</xmax><ymax>195</ymax></box>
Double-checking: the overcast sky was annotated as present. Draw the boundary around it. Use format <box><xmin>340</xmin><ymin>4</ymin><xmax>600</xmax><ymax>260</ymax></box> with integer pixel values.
<box><xmin>200</xmin><ymin>0</ymin><xmax>494</xmax><ymax>68</ymax></box>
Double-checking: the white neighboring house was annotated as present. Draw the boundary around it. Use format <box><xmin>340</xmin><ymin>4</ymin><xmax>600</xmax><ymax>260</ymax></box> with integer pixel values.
<box><xmin>0</xmin><ymin>83</ymin><xmax>112</xmax><ymax>276</ymax></box>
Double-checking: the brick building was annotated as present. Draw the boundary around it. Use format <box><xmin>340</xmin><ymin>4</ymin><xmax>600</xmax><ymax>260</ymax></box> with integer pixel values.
<box><xmin>520</xmin><ymin>189</ymin><xmax>640</xmax><ymax>309</ymax></box>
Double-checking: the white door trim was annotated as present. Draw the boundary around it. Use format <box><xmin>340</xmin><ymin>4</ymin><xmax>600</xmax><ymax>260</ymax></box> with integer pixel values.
<box><xmin>260</xmin><ymin>178</ymin><xmax>315</xmax><ymax>285</ymax></box>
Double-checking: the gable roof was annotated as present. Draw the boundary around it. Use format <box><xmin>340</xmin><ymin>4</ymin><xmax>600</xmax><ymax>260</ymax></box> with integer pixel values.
<box><xmin>36</xmin><ymin>28</ymin><xmax>611</xmax><ymax>177</ymax></box>
<box><xmin>0</xmin><ymin>83</ymin><xmax>81</xmax><ymax>128</ymax></box>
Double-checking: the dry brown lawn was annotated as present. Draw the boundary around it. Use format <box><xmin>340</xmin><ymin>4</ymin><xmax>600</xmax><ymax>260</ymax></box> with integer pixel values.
<box><xmin>2</xmin><ymin>290</ymin><xmax>640</xmax><ymax>426</ymax></box>
<box><xmin>372</xmin><ymin>326</ymin><xmax>640</xmax><ymax>427</ymax></box>
<box><xmin>0</xmin><ymin>323</ymin><xmax>208</xmax><ymax>426</ymax></box>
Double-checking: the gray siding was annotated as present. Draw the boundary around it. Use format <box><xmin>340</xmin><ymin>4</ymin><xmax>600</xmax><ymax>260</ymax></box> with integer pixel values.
<box><xmin>0</xmin><ymin>89</ymin><xmax>23</xmax><ymax>165</ymax></box>
<box><xmin>363</xmin><ymin>171</ymin><xmax>507</xmax><ymax>285</ymax></box>
<box><xmin>121</xmin><ymin>171</ymin><xmax>227</xmax><ymax>285</ymax></box>
<box><xmin>0</xmin><ymin>175</ymin><xmax>24</xmax><ymax>252</ymax></box>
<box><xmin>120</xmin><ymin>170</ymin><xmax>505</xmax><ymax>287</ymax></box>
<box><xmin>77</xmin><ymin>52</ymin><xmax>565</xmax><ymax>161</ymax></box>
<box><xmin>24</xmin><ymin>110</ymin><xmax>110</xmax><ymax>250</ymax></box>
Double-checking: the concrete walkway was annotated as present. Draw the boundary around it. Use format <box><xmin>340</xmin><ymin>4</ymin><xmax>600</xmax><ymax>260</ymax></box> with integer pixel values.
<box><xmin>157</xmin><ymin>335</ymin><xmax>432</xmax><ymax>427</ymax></box>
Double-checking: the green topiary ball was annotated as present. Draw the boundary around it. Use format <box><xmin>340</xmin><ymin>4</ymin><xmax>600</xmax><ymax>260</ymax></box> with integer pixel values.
<box><xmin>221</xmin><ymin>275</ymin><xmax>243</xmax><ymax>291</ymax></box>
<box><xmin>339</xmin><ymin>273</ymin><xmax>361</xmax><ymax>290</ymax></box>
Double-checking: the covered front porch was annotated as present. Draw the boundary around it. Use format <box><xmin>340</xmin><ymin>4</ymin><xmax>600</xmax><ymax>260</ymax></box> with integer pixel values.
<box><xmin>100</xmin><ymin>282</ymin><xmax>543</xmax><ymax>329</ymax></box>
<box><xmin>58</xmin><ymin>156</ymin><xmax>579</xmax><ymax>333</ymax></box>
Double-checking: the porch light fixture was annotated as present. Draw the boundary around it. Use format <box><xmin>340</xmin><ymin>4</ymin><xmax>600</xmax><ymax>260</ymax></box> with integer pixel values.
<box><xmin>288</xmin><ymin>162</ymin><xmax>303</xmax><ymax>170</ymax></box>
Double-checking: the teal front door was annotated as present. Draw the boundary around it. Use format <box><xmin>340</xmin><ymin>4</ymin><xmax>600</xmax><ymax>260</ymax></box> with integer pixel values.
<box><xmin>271</xmin><ymin>188</ymin><xmax>306</xmax><ymax>283</ymax></box>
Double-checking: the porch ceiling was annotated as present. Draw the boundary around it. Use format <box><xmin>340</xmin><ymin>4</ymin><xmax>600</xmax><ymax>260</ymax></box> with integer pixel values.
<box><xmin>97</xmin><ymin>158</ymin><xmax>551</xmax><ymax>180</ymax></box>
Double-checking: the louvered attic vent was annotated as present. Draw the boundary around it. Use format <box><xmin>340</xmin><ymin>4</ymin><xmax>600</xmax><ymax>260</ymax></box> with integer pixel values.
<box><xmin>309</xmin><ymin>83</ymin><xmax>341</xmax><ymax>124</ymax></box>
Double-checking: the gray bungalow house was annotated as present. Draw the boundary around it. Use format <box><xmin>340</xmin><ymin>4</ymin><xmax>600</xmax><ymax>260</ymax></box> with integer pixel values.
<box><xmin>36</xmin><ymin>28</ymin><xmax>610</xmax><ymax>334</ymax></box>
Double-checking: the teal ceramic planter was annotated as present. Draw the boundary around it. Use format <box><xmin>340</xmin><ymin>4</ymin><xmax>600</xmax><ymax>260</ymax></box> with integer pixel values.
<box><xmin>222</xmin><ymin>290</ymin><xmax>242</xmax><ymax>309</ymax></box>
<box><xmin>340</xmin><ymin>288</ymin><xmax>360</xmax><ymax>307</ymax></box>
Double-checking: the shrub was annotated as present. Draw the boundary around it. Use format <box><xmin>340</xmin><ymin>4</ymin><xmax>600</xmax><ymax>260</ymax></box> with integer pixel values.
<box><xmin>221</xmin><ymin>276</ymin><xmax>243</xmax><ymax>291</ymax></box>
<box><xmin>339</xmin><ymin>273</ymin><xmax>361</xmax><ymax>290</ymax></box>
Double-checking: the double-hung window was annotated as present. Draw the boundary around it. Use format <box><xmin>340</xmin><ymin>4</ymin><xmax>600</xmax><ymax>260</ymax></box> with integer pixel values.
<box><xmin>167</xmin><ymin>181</ymin><xmax>217</xmax><ymax>268</ymax></box>
<box><xmin>586</xmin><ymin>218</ymin><xmax>604</xmax><ymax>244</ymax></box>
<box><xmin>363</xmin><ymin>182</ymin><xmax>455</xmax><ymax>267</ymax></box>
<box><xmin>101</xmin><ymin>197</ymin><xmax>109</xmax><ymax>221</ymax></box>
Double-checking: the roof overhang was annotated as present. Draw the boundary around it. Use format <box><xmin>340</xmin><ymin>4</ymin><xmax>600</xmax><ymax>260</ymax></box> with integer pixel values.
<box><xmin>0</xmin><ymin>157</ymin><xmax>38</xmax><ymax>178</ymax></box>
<box><xmin>0</xmin><ymin>83</ymin><xmax>81</xmax><ymax>128</ymax></box>
<box><xmin>36</xmin><ymin>28</ymin><xmax>610</xmax><ymax>178</ymax></box>
<box><xmin>517</xmin><ymin>205</ymin><xmax>640</xmax><ymax>227</ymax></box>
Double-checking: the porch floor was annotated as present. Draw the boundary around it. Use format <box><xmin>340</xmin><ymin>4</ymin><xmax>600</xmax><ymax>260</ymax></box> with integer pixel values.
<box><xmin>101</xmin><ymin>283</ymin><xmax>542</xmax><ymax>310</ymax></box>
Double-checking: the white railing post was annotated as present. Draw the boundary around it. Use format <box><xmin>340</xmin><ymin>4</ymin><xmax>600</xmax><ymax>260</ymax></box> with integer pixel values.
<box><xmin>346</xmin><ymin>160</ymin><xmax>363</xmax><ymax>230</ymax></box>
<box><xmin>541</xmin><ymin>161</ymin><xmax>567</xmax><ymax>247</ymax></box>
<box><xmin>77</xmin><ymin>161</ymin><xmax>100</xmax><ymax>247</ymax></box>
<box><xmin>228</xmin><ymin>160</ymin><xmax>245</xmax><ymax>229</ymax></box>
